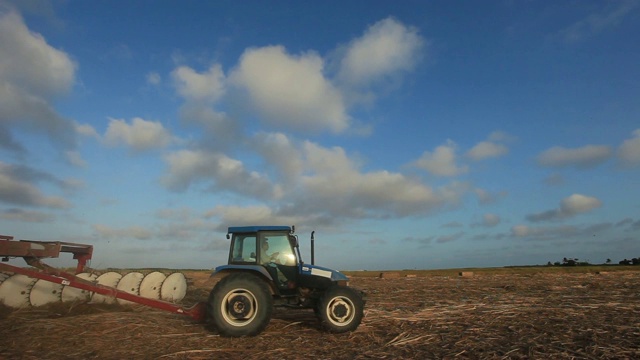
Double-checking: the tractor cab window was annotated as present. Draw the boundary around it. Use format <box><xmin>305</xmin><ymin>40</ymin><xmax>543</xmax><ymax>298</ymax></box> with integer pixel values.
<box><xmin>259</xmin><ymin>232</ymin><xmax>296</xmax><ymax>266</ymax></box>
<box><xmin>230</xmin><ymin>235</ymin><xmax>257</xmax><ymax>263</ymax></box>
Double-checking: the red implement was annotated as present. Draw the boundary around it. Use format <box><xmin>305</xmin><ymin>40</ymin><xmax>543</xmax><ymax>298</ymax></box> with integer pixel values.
<box><xmin>0</xmin><ymin>235</ymin><xmax>206</xmax><ymax>321</ymax></box>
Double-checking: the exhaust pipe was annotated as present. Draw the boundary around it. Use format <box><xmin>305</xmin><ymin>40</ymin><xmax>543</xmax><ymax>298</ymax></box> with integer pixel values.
<box><xmin>310</xmin><ymin>231</ymin><xmax>315</xmax><ymax>265</ymax></box>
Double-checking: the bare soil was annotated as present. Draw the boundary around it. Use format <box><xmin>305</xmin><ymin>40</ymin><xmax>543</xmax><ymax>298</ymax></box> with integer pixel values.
<box><xmin>1</xmin><ymin>270</ymin><xmax>639</xmax><ymax>359</ymax></box>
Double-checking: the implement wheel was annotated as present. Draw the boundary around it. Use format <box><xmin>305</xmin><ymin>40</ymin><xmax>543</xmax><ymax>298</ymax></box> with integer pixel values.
<box><xmin>317</xmin><ymin>285</ymin><xmax>364</xmax><ymax>333</ymax></box>
<box><xmin>207</xmin><ymin>272</ymin><xmax>273</xmax><ymax>337</ymax></box>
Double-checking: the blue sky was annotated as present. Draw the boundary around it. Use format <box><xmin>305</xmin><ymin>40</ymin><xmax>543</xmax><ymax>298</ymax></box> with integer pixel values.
<box><xmin>1</xmin><ymin>0</ymin><xmax>639</xmax><ymax>271</ymax></box>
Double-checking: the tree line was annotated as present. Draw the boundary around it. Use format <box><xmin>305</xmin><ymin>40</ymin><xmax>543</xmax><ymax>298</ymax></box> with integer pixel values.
<box><xmin>546</xmin><ymin>257</ymin><xmax>640</xmax><ymax>266</ymax></box>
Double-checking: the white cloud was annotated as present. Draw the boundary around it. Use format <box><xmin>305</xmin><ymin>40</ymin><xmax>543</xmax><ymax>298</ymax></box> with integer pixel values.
<box><xmin>536</xmin><ymin>145</ymin><xmax>612</xmax><ymax>168</ymax></box>
<box><xmin>204</xmin><ymin>204</ymin><xmax>305</xmax><ymax>227</ymax></box>
<box><xmin>230</xmin><ymin>45</ymin><xmax>349</xmax><ymax>133</ymax></box>
<box><xmin>526</xmin><ymin>193</ymin><xmax>602</xmax><ymax>222</ymax></box>
<box><xmin>617</xmin><ymin>129</ymin><xmax>640</xmax><ymax>167</ymax></box>
<box><xmin>0</xmin><ymin>11</ymin><xmax>74</xmax><ymax>97</ymax></box>
<box><xmin>560</xmin><ymin>194</ymin><xmax>602</xmax><ymax>215</ymax></box>
<box><xmin>162</xmin><ymin>149</ymin><xmax>281</xmax><ymax>199</ymax></box>
<box><xmin>466</xmin><ymin>131</ymin><xmax>514</xmax><ymax>161</ymax></box>
<box><xmin>466</xmin><ymin>141</ymin><xmax>508</xmax><ymax>161</ymax></box>
<box><xmin>338</xmin><ymin>17</ymin><xmax>424</xmax><ymax>87</ymax></box>
<box><xmin>104</xmin><ymin>117</ymin><xmax>173</xmax><ymax>152</ymax></box>
<box><xmin>172</xmin><ymin>64</ymin><xmax>225</xmax><ymax>103</ymax></box>
<box><xmin>414</xmin><ymin>140</ymin><xmax>468</xmax><ymax>177</ymax></box>
<box><xmin>75</xmin><ymin>122</ymin><xmax>99</xmax><ymax>139</ymax></box>
<box><xmin>299</xmin><ymin>141</ymin><xmax>456</xmax><ymax>217</ymax></box>
<box><xmin>253</xmin><ymin>132</ymin><xmax>303</xmax><ymax>183</ymax></box>
<box><xmin>0</xmin><ymin>11</ymin><xmax>77</xmax><ymax>150</ymax></box>
<box><xmin>177</xmin><ymin>103</ymin><xmax>239</xmax><ymax>151</ymax></box>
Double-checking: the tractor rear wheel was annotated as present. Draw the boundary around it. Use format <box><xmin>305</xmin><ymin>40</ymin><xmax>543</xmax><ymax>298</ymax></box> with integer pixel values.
<box><xmin>317</xmin><ymin>285</ymin><xmax>364</xmax><ymax>333</ymax></box>
<box><xmin>207</xmin><ymin>272</ymin><xmax>273</xmax><ymax>337</ymax></box>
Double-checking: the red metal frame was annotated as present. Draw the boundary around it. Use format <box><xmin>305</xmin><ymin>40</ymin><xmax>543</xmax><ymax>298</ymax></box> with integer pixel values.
<box><xmin>0</xmin><ymin>235</ymin><xmax>206</xmax><ymax>321</ymax></box>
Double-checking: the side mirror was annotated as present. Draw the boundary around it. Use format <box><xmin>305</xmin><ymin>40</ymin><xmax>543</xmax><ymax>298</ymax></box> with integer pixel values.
<box><xmin>226</xmin><ymin>234</ymin><xmax>230</xmax><ymax>240</ymax></box>
<box><xmin>289</xmin><ymin>235</ymin><xmax>299</xmax><ymax>247</ymax></box>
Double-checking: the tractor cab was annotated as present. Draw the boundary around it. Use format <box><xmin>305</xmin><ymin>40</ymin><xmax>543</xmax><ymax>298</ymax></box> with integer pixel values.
<box><xmin>217</xmin><ymin>226</ymin><xmax>349</xmax><ymax>293</ymax></box>
<box><xmin>225</xmin><ymin>226</ymin><xmax>299</xmax><ymax>291</ymax></box>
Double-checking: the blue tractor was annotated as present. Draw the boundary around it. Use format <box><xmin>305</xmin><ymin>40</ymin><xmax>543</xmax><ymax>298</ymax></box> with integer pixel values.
<box><xmin>207</xmin><ymin>226</ymin><xmax>365</xmax><ymax>337</ymax></box>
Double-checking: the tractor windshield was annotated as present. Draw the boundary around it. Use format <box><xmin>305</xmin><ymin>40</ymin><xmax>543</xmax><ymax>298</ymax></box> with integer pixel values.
<box><xmin>259</xmin><ymin>232</ymin><xmax>296</xmax><ymax>266</ymax></box>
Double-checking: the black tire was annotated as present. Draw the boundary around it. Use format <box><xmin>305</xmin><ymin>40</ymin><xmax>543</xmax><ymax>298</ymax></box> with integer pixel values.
<box><xmin>207</xmin><ymin>272</ymin><xmax>273</xmax><ymax>337</ymax></box>
<box><xmin>317</xmin><ymin>286</ymin><xmax>364</xmax><ymax>333</ymax></box>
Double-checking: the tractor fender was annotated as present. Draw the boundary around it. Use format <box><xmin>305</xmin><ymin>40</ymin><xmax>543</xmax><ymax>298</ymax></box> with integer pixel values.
<box><xmin>212</xmin><ymin>265</ymin><xmax>278</xmax><ymax>294</ymax></box>
<box><xmin>213</xmin><ymin>265</ymin><xmax>274</xmax><ymax>281</ymax></box>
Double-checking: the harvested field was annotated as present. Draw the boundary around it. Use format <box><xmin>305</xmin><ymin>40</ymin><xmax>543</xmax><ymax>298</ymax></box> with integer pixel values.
<box><xmin>1</xmin><ymin>269</ymin><xmax>639</xmax><ymax>359</ymax></box>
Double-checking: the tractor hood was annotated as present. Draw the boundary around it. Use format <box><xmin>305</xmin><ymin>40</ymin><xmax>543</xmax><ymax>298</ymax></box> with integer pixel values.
<box><xmin>300</xmin><ymin>264</ymin><xmax>349</xmax><ymax>282</ymax></box>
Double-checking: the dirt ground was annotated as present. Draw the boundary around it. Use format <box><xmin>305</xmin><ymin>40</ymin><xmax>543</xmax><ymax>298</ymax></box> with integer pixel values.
<box><xmin>1</xmin><ymin>269</ymin><xmax>639</xmax><ymax>359</ymax></box>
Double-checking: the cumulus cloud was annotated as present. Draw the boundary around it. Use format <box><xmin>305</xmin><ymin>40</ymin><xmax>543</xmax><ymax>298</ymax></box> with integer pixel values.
<box><xmin>169</xmin><ymin>63</ymin><xmax>239</xmax><ymax>150</ymax></box>
<box><xmin>526</xmin><ymin>193</ymin><xmax>602</xmax><ymax>222</ymax></box>
<box><xmin>466</xmin><ymin>141</ymin><xmax>508</xmax><ymax>161</ymax></box>
<box><xmin>298</xmin><ymin>141</ymin><xmax>463</xmax><ymax>218</ymax></box>
<box><xmin>252</xmin><ymin>132</ymin><xmax>303</xmax><ymax>183</ymax></box>
<box><xmin>104</xmin><ymin>117</ymin><xmax>174</xmax><ymax>152</ymax></box>
<box><xmin>161</xmin><ymin>149</ymin><xmax>281</xmax><ymax>199</ymax></box>
<box><xmin>536</xmin><ymin>145</ymin><xmax>612</xmax><ymax>168</ymax></box>
<box><xmin>337</xmin><ymin>17</ymin><xmax>424</xmax><ymax>87</ymax></box>
<box><xmin>204</xmin><ymin>204</ymin><xmax>306</xmax><ymax>228</ymax></box>
<box><xmin>230</xmin><ymin>45</ymin><xmax>349</xmax><ymax>133</ymax></box>
<box><xmin>75</xmin><ymin>122</ymin><xmax>100</xmax><ymax>139</ymax></box>
<box><xmin>177</xmin><ymin>104</ymin><xmax>239</xmax><ymax>151</ymax></box>
<box><xmin>172</xmin><ymin>64</ymin><xmax>225</xmax><ymax>103</ymax></box>
<box><xmin>0</xmin><ymin>11</ymin><xmax>77</xmax><ymax>151</ymax></box>
<box><xmin>0</xmin><ymin>161</ymin><xmax>70</xmax><ymax>208</ymax></box>
<box><xmin>617</xmin><ymin>129</ymin><xmax>640</xmax><ymax>167</ymax></box>
<box><xmin>466</xmin><ymin>131</ymin><xmax>515</xmax><ymax>161</ymax></box>
<box><xmin>414</xmin><ymin>140</ymin><xmax>468</xmax><ymax>177</ymax></box>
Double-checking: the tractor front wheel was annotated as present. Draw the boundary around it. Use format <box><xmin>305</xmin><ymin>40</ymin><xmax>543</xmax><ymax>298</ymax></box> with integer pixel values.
<box><xmin>207</xmin><ymin>272</ymin><xmax>273</xmax><ymax>337</ymax></box>
<box><xmin>317</xmin><ymin>285</ymin><xmax>364</xmax><ymax>333</ymax></box>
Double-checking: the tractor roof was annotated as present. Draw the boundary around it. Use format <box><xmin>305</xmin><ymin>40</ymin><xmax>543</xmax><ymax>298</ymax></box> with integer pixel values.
<box><xmin>227</xmin><ymin>226</ymin><xmax>291</xmax><ymax>234</ymax></box>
